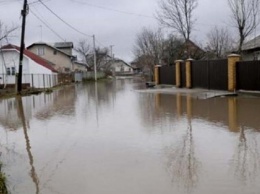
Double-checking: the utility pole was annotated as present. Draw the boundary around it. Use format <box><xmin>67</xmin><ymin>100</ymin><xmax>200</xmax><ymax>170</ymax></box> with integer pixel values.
<box><xmin>93</xmin><ymin>35</ymin><xmax>97</xmax><ymax>81</ymax></box>
<box><xmin>110</xmin><ymin>45</ymin><xmax>114</xmax><ymax>59</ymax></box>
<box><xmin>17</xmin><ymin>0</ymin><xmax>28</xmax><ymax>94</ymax></box>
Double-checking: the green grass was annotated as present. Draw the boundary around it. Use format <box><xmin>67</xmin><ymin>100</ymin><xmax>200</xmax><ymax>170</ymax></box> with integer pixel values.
<box><xmin>0</xmin><ymin>163</ymin><xmax>7</xmax><ymax>194</ymax></box>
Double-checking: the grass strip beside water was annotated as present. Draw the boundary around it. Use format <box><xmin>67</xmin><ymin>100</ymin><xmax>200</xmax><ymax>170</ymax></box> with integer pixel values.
<box><xmin>0</xmin><ymin>163</ymin><xmax>8</xmax><ymax>194</ymax></box>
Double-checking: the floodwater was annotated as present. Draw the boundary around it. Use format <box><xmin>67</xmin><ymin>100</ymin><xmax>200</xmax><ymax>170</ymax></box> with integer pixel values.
<box><xmin>0</xmin><ymin>78</ymin><xmax>260</xmax><ymax>194</ymax></box>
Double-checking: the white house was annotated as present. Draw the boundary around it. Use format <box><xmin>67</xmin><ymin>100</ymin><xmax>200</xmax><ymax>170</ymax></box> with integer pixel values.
<box><xmin>110</xmin><ymin>58</ymin><xmax>133</xmax><ymax>75</ymax></box>
<box><xmin>0</xmin><ymin>44</ymin><xmax>58</xmax><ymax>88</ymax></box>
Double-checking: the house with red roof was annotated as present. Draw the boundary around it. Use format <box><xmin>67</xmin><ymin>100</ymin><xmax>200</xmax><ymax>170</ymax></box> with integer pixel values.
<box><xmin>0</xmin><ymin>44</ymin><xmax>58</xmax><ymax>88</ymax></box>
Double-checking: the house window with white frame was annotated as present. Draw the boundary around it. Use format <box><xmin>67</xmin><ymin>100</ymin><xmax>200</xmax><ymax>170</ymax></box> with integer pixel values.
<box><xmin>6</xmin><ymin>67</ymin><xmax>11</xmax><ymax>75</ymax></box>
<box><xmin>6</xmin><ymin>67</ymin><xmax>16</xmax><ymax>75</ymax></box>
<box><xmin>38</xmin><ymin>47</ymin><xmax>45</xmax><ymax>56</ymax></box>
<box><xmin>11</xmin><ymin>67</ymin><xmax>16</xmax><ymax>75</ymax></box>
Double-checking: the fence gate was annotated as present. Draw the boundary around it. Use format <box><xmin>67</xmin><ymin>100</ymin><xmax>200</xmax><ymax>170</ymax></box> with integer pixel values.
<box><xmin>191</xmin><ymin>59</ymin><xmax>228</xmax><ymax>90</ymax></box>
<box><xmin>237</xmin><ymin>61</ymin><xmax>260</xmax><ymax>91</ymax></box>
<box><xmin>159</xmin><ymin>65</ymin><xmax>176</xmax><ymax>85</ymax></box>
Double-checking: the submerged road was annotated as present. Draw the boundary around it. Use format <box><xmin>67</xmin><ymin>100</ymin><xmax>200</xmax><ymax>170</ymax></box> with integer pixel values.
<box><xmin>0</xmin><ymin>78</ymin><xmax>260</xmax><ymax>194</ymax></box>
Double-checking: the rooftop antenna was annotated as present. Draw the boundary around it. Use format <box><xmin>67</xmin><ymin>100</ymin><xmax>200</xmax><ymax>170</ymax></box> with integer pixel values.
<box><xmin>39</xmin><ymin>25</ymin><xmax>42</xmax><ymax>42</ymax></box>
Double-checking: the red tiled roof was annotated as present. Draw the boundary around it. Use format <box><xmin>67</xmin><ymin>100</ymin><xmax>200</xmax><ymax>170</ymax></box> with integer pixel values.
<box><xmin>1</xmin><ymin>44</ymin><xmax>58</xmax><ymax>73</ymax></box>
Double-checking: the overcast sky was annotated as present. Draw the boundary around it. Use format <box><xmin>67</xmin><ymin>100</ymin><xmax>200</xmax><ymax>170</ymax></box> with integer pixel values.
<box><xmin>0</xmin><ymin>0</ymin><xmax>241</xmax><ymax>62</ymax></box>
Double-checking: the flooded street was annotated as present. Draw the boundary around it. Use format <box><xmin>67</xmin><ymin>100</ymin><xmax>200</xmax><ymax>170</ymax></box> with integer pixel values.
<box><xmin>0</xmin><ymin>78</ymin><xmax>260</xmax><ymax>194</ymax></box>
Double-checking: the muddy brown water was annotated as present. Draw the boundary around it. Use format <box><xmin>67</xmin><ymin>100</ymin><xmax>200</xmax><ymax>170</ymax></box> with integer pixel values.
<box><xmin>0</xmin><ymin>78</ymin><xmax>260</xmax><ymax>194</ymax></box>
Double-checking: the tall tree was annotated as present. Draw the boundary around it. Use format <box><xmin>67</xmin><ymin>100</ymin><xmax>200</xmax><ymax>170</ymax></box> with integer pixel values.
<box><xmin>156</xmin><ymin>0</ymin><xmax>198</xmax><ymax>42</ymax></box>
<box><xmin>206</xmin><ymin>26</ymin><xmax>234</xmax><ymax>59</ymax></box>
<box><xmin>228</xmin><ymin>0</ymin><xmax>260</xmax><ymax>53</ymax></box>
<box><xmin>133</xmin><ymin>27</ymin><xmax>165</xmax><ymax>78</ymax></box>
<box><xmin>75</xmin><ymin>39</ymin><xmax>91</xmax><ymax>63</ymax></box>
<box><xmin>86</xmin><ymin>47</ymin><xmax>112</xmax><ymax>71</ymax></box>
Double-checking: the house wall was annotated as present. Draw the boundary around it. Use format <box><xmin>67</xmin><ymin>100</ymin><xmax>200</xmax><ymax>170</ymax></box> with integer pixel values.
<box><xmin>242</xmin><ymin>52</ymin><xmax>260</xmax><ymax>61</ymax></box>
<box><xmin>111</xmin><ymin>61</ymin><xmax>132</xmax><ymax>72</ymax></box>
<box><xmin>0</xmin><ymin>50</ymin><xmax>29</xmax><ymax>85</ymax></box>
<box><xmin>58</xmin><ymin>48</ymin><xmax>72</xmax><ymax>56</ymax></box>
<box><xmin>74</xmin><ymin>63</ymin><xmax>87</xmax><ymax>72</ymax></box>
<box><xmin>0</xmin><ymin>50</ymin><xmax>58</xmax><ymax>88</ymax></box>
<box><xmin>28</xmin><ymin>45</ymin><xmax>73</xmax><ymax>72</ymax></box>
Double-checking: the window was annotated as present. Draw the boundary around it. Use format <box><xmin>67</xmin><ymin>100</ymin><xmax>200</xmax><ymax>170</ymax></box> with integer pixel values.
<box><xmin>6</xmin><ymin>67</ymin><xmax>16</xmax><ymax>75</ymax></box>
<box><xmin>38</xmin><ymin>47</ymin><xmax>45</xmax><ymax>56</ymax></box>
<box><xmin>64</xmin><ymin>68</ymin><xmax>70</xmax><ymax>72</ymax></box>
<box><xmin>11</xmin><ymin>67</ymin><xmax>16</xmax><ymax>75</ymax></box>
<box><xmin>53</xmin><ymin>50</ymin><xmax>57</xmax><ymax>55</ymax></box>
<box><xmin>6</xmin><ymin>67</ymin><xmax>11</xmax><ymax>75</ymax></box>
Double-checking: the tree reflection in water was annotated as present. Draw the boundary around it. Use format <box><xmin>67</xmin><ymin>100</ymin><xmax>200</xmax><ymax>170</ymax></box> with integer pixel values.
<box><xmin>165</xmin><ymin>120</ymin><xmax>199</xmax><ymax>192</ymax></box>
<box><xmin>231</xmin><ymin>126</ymin><xmax>260</xmax><ymax>185</ymax></box>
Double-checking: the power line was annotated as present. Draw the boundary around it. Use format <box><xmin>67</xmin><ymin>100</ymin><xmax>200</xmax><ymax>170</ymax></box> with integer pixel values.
<box><xmin>38</xmin><ymin>0</ymin><xmax>93</xmax><ymax>38</ymax></box>
<box><xmin>30</xmin><ymin>8</ymin><xmax>66</xmax><ymax>41</ymax></box>
<box><xmin>70</xmin><ymin>0</ymin><xmax>156</xmax><ymax>20</ymax></box>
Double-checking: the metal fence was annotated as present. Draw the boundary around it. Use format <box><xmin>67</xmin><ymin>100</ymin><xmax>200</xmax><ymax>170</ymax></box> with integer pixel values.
<box><xmin>237</xmin><ymin>60</ymin><xmax>260</xmax><ymax>91</ymax></box>
<box><xmin>82</xmin><ymin>71</ymin><xmax>106</xmax><ymax>80</ymax></box>
<box><xmin>159</xmin><ymin>65</ymin><xmax>176</xmax><ymax>85</ymax></box>
<box><xmin>0</xmin><ymin>73</ymin><xmax>58</xmax><ymax>89</ymax></box>
<box><xmin>191</xmin><ymin>59</ymin><xmax>228</xmax><ymax>90</ymax></box>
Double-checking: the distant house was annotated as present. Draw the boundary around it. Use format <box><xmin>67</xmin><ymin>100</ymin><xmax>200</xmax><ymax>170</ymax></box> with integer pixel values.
<box><xmin>0</xmin><ymin>44</ymin><xmax>58</xmax><ymax>88</ymax></box>
<box><xmin>109</xmin><ymin>58</ymin><xmax>133</xmax><ymax>75</ymax></box>
<box><xmin>242</xmin><ymin>35</ymin><xmax>260</xmax><ymax>60</ymax></box>
<box><xmin>27</xmin><ymin>42</ymin><xmax>76</xmax><ymax>73</ymax></box>
<box><xmin>162</xmin><ymin>39</ymin><xmax>205</xmax><ymax>63</ymax></box>
<box><xmin>74</xmin><ymin>61</ymin><xmax>88</xmax><ymax>72</ymax></box>
<box><xmin>86</xmin><ymin>51</ymin><xmax>133</xmax><ymax>75</ymax></box>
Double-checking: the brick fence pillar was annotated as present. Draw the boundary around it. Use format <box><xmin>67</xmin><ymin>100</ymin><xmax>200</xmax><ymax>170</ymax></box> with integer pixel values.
<box><xmin>227</xmin><ymin>54</ymin><xmax>241</xmax><ymax>92</ymax></box>
<box><xmin>154</xmin><ymin>65</ymin><xmax>161</xmax><ymax>85</ymax></box>
<box><xmin>186</xmin><ymin>58</ymin><xmax>193</xmax><ymax>88</ymax></box>
<box><xmin>175</xmin><ymin>60</ymin><xmax>183</xmax><ymax>88</ymax></box>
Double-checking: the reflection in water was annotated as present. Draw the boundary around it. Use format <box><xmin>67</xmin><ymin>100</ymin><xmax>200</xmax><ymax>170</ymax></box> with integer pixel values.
<box><xmin>35</xmin><ymin>86</ymin><xmax>76</xmax><ymax>120</ymax></box>
<box><xmin>165</xmin><ymin>122</ymin><xmax>199</xmax><ymax>192</ymax></box>
<box><xmin>16</xmin><ymin>96</ymin><xmax>39</xmax><ymax>194</ymax></box>
<box><xmin>1</xmin><ymin>79</ymin><xmax>260</xmax><ymax>194</ymax></box>
<box><xmin>231</xmin><ymin>126</ymin><xmax>260</xmax><ymax>184</ymax></box>
<box><xmin>165</xmin><ymin>95</ymin><xmax>199</xmax><ymax>193</ymax></box>
<box><xmin>95</xmin><ymin>81</ymin><xmax>99</xmax><ymax>127</ymax></box>
<box><xmin>140</xmin><ymin>92</ymin><xmax>260</xmax><ymax>191</ymax></box>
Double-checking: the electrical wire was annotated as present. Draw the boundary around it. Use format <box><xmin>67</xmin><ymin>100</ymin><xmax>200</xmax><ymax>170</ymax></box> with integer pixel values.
<box><xmin>29</xmin><ymin>8</ymin><xmax>66</xmax><ymax>42</ymax></box>
<box><xmin>38</xmin><ymin>0</ymin><xmax>93</xmax><ymax>38</ymax></box>
<box><xmin>70</xmin><ymin>0</ymin><xmax>156</xmax><ymax>19</ymax></box>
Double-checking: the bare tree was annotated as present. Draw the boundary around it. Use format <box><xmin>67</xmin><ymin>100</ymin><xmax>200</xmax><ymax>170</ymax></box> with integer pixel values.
<box><xmin>74</xmin><ymin>39</ymin><xmax>91</xmax><ymax>63</ymax></box>
<box><xmin>228</xmin><ymin>0</ymin><xmax>260</xmax><ymax>53</ymax></box>
<box><xmin>0</xmin><ymin>21</ymin><xmax>18</xmax><ymax>44</ymax></box>
<box><xmin>133</xmin><ymin>27</ymin><xmax>165</xmax><ymax>79</ymax></box>
<box><xmin>156</xmin><ymin>0</ymin><xmax>198</xmax><ymax>42</ymax></box>
<box><xmin>206</xmin><ymin>26</ymin><xmax>234</xmax><ymax>59</ymax></box>
<box><xmin>86</xmin><ymin>47</ymin><xmax>112</xmax><ymax>71</ymax></box>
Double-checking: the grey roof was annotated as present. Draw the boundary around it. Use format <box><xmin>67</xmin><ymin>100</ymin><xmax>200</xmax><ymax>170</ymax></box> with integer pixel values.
<box><xmin>54</xmin><ymin>42</ymin><xmax>74</xmax><ymax>49</ymax></box>
<box><xmin>242</xmin><ymin>35</ymin><xmax>260</xmax><ymax>51</ymax></box>
<box><xmin>74</xmin><ymin>61</ymin><xmax>88</xmax><ymax>67</ymax></box>
<box><xmin>113</xmin><ymin>58</ymin><xmax>133</xmax><ymax>68</ymax></box>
